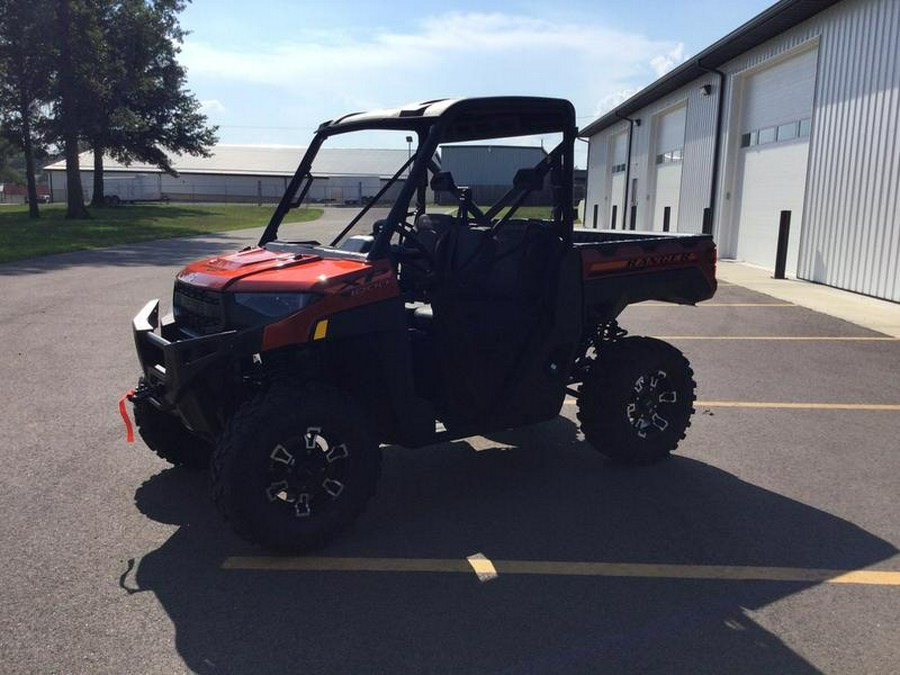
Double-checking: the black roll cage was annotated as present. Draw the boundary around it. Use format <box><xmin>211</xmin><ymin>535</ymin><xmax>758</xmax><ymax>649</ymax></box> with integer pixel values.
<box><xmin>258</xmin><ymin>97</ymin><xmax>578</xmax><ymax>259</ymax></box>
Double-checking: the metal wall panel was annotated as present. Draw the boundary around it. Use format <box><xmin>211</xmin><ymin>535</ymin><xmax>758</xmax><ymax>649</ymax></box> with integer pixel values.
<box><xmin>716</xmin><ymin>0</ymin><xmax>899</xmax><ymax>300</ymax></box>
<box><xmin>441</xmin><ymin>145</ymin><xmax>546</xmax><ymax>186</ymax></box>
<box><xmin>584</xmin><ymin>84</ymin><xmax>719</xmax><ymax>233</ymax></box>
<box><xmin>584</xmin><ymin>132</ymin><xmax>608</xmax><ymax>228</ymax></box>
<box><xmin>678</xmin><ymin>79</ymin><xmax>720</xmax><ymax>233</ymax></box>
<box><xmin>584</xmin><ymin>0</ymin><xmax>899</xmax><ymax>301</ymax></box>
<box><xmin>799</xmin><ymin>0</ymin><xmax>900</xmax><ymax>301</ymax></box>
<box><xmin>584</xmin><ymin>123</ymin><xmax>627</xmax><ymax>229</ymax></box>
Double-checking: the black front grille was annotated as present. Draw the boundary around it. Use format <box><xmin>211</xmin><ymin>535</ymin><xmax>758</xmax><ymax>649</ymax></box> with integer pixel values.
<box><xmin>173</xmin><ymin>281</ymin><xmax>225</xmax><ymax>335</ymax></box>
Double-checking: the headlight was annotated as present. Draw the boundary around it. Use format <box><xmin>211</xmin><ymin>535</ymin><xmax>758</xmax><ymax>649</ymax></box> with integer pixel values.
<box><xmin>232</xmin><ymin>292</ymin><xmax>321</xmax><ymax>319</ymax></box>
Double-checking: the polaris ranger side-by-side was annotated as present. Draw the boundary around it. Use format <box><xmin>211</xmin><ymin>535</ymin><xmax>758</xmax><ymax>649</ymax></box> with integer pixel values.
<box><xmin>126</xmin><ymin>97</ymin><xmax>717</xmax><ymax>552</ymax></box>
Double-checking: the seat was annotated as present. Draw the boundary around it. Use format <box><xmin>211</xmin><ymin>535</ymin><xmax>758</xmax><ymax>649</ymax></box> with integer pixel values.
<box><xmin>414</xmin><ymin>213</ymin><xmax>454</xmax><ymax>258</ymax></box>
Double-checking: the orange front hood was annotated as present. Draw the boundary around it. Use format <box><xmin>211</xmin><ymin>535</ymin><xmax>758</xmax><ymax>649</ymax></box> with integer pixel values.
<box><xmin>176</xmin><ymin>246</ymin><xmax>390</xmax><ymax>295</ymax></box>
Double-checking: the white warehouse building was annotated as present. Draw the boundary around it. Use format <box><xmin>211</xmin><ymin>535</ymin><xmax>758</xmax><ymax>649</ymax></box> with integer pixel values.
<box><xmin>45</xmin><ymin>145</ymin><xmax>416</xmax><ymax>205</ymax></box>
<box><xmin>581</xmin><ymin>0</ymin><xmax>900</xmax><ymax>302</ymax></box>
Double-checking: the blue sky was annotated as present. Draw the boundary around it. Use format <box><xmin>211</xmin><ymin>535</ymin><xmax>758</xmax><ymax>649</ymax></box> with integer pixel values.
<box><xmin>178</xmin><ymin>0</ymin><xmax>775</xmax><ymax>164</ymax></box>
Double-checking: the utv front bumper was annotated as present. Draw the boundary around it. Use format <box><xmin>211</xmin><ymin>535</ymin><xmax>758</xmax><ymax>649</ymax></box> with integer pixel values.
<box><xmin>132</xmin><ymin>299</ymin><xmax>261</xmax><ymax>438</ymax></box>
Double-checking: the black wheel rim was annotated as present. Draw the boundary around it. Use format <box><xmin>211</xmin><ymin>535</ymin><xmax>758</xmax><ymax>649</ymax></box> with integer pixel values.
<box><xmin>264</xmin><ymin>426</ymin><xmax>350</xmax><ymax>519</ymax></box>
<box><xmin>626</xmin><ymin>369</ymin><xmax>679</xmax><ymax>439</ymax></box>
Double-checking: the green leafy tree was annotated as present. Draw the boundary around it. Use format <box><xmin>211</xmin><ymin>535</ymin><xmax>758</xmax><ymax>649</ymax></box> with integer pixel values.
<box><xmin>0</xmin><ymin>136</ymin><xmax>24</xmax><ymax>188</ymax></box>
<box><xmin>87</xmin><ymin>0</ymin><xmax>217</xmax><ymax>206</ymax></box>
<box><xmin>5</xmin><ymin>0</ymin><xmax>216</xmax><ymax>217</ymax></box>
<box><xmin>0</xmin><ymin>0</ymin><xmax>55</xmax><ymax>218</ymax></box>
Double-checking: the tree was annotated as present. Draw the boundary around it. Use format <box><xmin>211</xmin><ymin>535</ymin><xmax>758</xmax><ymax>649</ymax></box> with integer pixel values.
<box><xmin>0</xmin><ymin>137</ymin><xmax>23</xmax><ymax>184</ymax></box>
<box><xmin>87</xmin><ymin>0</ymin><xmax>217</xmax><ymax>206</ymax></box>
<box><xmin>4</xmin><ymin>0</ymin><xmax>216</xmax><ymax>217</ymax></box>
<box><xmin>0</xmin><ymin>0</ymin><xmax>55</xmax><ymax>218</ymax></box>
<box><xmin>55</xmin><ymin>0</ymin><xmax>97</xmax><ymax>218</ymax></box>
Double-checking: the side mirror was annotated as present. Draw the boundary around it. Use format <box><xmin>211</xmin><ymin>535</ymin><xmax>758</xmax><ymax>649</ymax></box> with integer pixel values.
<box><xmin>430</xmin><ymin>171</ymin><xmax>458</xmax><ymax>193</ymax></box>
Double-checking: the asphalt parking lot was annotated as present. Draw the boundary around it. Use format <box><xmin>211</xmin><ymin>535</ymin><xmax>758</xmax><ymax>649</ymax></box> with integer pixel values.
<box><xmin>1</xmin><ymin>212</ymin><xmax>898</xmax><ymax>674</ymax></box>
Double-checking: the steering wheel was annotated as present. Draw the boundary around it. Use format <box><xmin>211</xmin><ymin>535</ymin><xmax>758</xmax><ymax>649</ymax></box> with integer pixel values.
<box><xmin>391</xmin><ymin>218</ymin><xmax>441</xmax><ymax>290</ymax></box>
<box><xmin>393</xmin><ymin>219</ymin><xmax>433</xmax><ymax>263</ymax></box>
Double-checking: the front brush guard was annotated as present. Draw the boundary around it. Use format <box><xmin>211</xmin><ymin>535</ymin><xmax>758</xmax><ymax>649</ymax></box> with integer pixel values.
<box><xmin>132</xmin><ymin>299</ymin><xmax>260</xmax><ymax>438</ymax></box>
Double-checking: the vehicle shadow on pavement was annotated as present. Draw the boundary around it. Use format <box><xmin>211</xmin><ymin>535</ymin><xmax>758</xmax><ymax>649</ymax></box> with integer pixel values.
<box><xmin>130</xmin><ymin>420</ymin><xmax>896</xmax><ymax>674</ymax></box>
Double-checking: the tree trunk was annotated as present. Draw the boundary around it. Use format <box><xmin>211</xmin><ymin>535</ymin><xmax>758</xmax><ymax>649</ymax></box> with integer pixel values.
<box><xmin>91</xmin><ymin>146</ymin><xmax>105</xmax><ymax>207</ymax></box>
<box><xmin>64</xmin><ymin>133</ymin><xmax>88</xmax><ymax>218</ymax></box>
<box><xmin>57</xmin><ymin>0</ymin><xmax>89</xmax><ymax>219</ymax></box>
<box><xmin>20</xmin><ymin>91</ymin><xmax>40</xmax><ymax>219</ymax></box>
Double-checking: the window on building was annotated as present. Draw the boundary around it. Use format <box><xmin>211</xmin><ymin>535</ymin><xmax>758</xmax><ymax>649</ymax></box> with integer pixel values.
<box><xmin>777</xmin><ymin>121</ymin><xmax>798</xmax><ymax>141</ymax></box>
<box><xmin>758</xmin><ymin>126</ymin><xmax>777</xmax><ymax>144</ymax></box>
<box><xmin>611</xmin><ymin>163</ymin><xmax>626</xmax><ymax>174</ymax></box>
<box><xmin>656</xmin><ymin>148</ymin><xmax>684</xmax><ymax>164</ymax></box>
<box><xmin>741</xmin><ymin>117</ymin><xmax>811</xmax><ymax>149</ymax></box>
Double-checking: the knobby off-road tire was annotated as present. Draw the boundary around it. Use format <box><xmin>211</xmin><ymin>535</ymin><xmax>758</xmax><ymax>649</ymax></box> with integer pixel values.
<box><xmin>133</xmin><ymin>398</ymin><xmax>214</xmax><ymax>470</ymax></box>
<box><xmin>211</xmin><ymin>382</ymin><xmax>381</xmax><ymax>553</ymax></box>
<box><xmin>578</xmin><ymin>336</ymin><xmax>696</xmax><ymax>465</ymax></box>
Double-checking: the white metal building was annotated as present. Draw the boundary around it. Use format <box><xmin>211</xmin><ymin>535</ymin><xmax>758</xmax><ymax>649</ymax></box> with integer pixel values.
<box><xmin>581</xmin><ymin>0</ymin><xmax>900</xmax><ymax>303</ymax></box>
<box><xmin>44</xmin><ymin>145</ymin><xmax>415</xmax><ymax>205</ymax></box>
<box><xmin>439</xmin><ymin>145</ymin><xmax>548</xmax><ymax>205</ymax></box>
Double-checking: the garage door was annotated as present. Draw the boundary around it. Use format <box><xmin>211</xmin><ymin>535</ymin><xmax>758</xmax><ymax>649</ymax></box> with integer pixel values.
<box><xmin>608</xmin><ymin>132</ymin><xmax>627</xmax><ymax>228</ymax></box>
<box><xmin>652</xmin><ymin>104</ymin><xmax>686</xmax><ymax>231</ymax></box>
<box><xmin>736</xmin><ymin>141</ymin><xmax>810</xmax><ymax>273</ymax></box>
<box><xmin>732</xmin><ymin>47</ymin><xmax>817</xmax><ymax>274</ymax></box>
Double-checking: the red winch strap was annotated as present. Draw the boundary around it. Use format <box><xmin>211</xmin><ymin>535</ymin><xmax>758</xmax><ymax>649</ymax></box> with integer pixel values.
<box><xmin>119</xmin><ymin>390</ymin><xmax>136</xmax><ymax>443</ymax></box>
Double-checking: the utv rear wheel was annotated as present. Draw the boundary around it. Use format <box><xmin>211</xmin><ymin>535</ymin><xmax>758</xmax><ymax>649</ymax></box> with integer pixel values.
<box><xmin>577</xmin><ymin>337</ymin><xmax>695</xmax><ymax>464</ymax></box>
<box><xmin>211</xmin><ymin>383</ymin><xmax>381</xmax><ymax>553</ymax></box>
<box><xmin>134</xmin><ymin>398</ymin><xmax>213</xmax><ymax>470</ymax></box>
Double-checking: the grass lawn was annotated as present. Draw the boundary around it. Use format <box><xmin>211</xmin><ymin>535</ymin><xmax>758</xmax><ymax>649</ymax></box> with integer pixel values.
<box><xmin>0</xmin><ymin>203</ymin><xmax>322</xmax><ymax>264</ymax></box>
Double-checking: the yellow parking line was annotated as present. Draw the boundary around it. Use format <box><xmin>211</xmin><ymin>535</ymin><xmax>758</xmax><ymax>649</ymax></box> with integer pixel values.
<box><xmin>467</xmin><ymin>553</ymin><xmax>499</xmax><ymax>582</ymax></box>
<box><xmin>221</xmin><ymin>556</ymin><xmax>900</xmax><ymax>586</ymax></box>
<box><xmin>633</xmin><ymin>303</ymin><xmax>796</xmax><ymax>307</ymax></box>
<box><xmin>562</xmin><ymin>399</ymin><xmax>900</xmax><ymax>411</ymax></box>
<box><xmin>656</xmin><ymin>336</ymin><xmax>896</xmax><ymax>341</ymax></box>
<box><xmin>695</xmin><ymin>401</ymin><xmax>900</xmax><ymax>411</ymax></box>
<box><xmin>222</xmin><ymin>556</ymin><xmax>471</xmax><ymax>573</ymax></box>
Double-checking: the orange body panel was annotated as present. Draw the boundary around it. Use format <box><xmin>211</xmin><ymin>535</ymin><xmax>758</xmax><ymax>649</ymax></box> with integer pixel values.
<box><xmin>176</xmin><ymin>247</ymin><xmax>400</xmax><ymax>351</ymax></box>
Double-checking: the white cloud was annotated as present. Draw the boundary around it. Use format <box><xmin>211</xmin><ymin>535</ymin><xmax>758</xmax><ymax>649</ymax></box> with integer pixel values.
<box><xmin>593</xmin><ymin>88</ymin><xmax>642</xmax><ymax>117</ymax></box>
<box><xmin>200</xmin><ymin>99</ymin><xmax>227</xmax><ymax>115</ymax></box>
<box><xmin>181</xmin><ymin>13</ymin><xmax>677</xmax><ymax>101</ymax></box>
<box><xmin>649</xmin><ymin>43</ymin><xmax>686</xmax><ymax>78</ymax></box>
<box><xmin>179</xmin><ymin>11</ymin><xmax>687</xmax><ymax>143</ymax></box>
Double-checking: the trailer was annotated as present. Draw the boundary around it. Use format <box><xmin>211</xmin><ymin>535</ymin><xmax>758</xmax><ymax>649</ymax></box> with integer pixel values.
<box><xmin>101</xmin><ymin>174</ymin><xmax>162</xmax><ymax>204</ymax></box>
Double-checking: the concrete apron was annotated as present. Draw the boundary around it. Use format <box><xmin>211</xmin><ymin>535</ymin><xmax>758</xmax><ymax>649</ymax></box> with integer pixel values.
<box><xmin>715</xmin><ymin>260</ymin><xmax>900</xmax><ymax>338</ymax></box>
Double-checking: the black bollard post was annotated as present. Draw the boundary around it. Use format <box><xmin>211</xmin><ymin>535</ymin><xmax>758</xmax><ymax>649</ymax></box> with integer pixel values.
<box><xmin>702</xmin><ymin>207</ymin><xmax>713</xmax><ymax>235</ymax></box>
<box><xmin>774</xmin><ymin>210</ymin><xmax>791</xmax><ymax>279</ymax></box>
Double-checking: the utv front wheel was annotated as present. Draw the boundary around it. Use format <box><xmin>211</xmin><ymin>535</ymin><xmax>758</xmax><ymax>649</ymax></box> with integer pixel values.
<box><xmin>211</xmin><ymin>383</ymin><xmax>381</xmax><ymax>553</ymax></box>
<box><xmin>578</xmin><ymin>337</ymin><xmax>696</xmax><ymax>464</ymax></box>
<box><xmin>134</xmin><ymin>398</ymin><xmax>214</xmax><ymax>470</ymax></box>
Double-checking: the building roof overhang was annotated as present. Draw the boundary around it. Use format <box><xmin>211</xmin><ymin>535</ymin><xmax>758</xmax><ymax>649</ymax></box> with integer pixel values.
<box><xmin>579</xmin><ymin>0</ymin><xmax>842</xmax><ymax>137</ymax></box>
